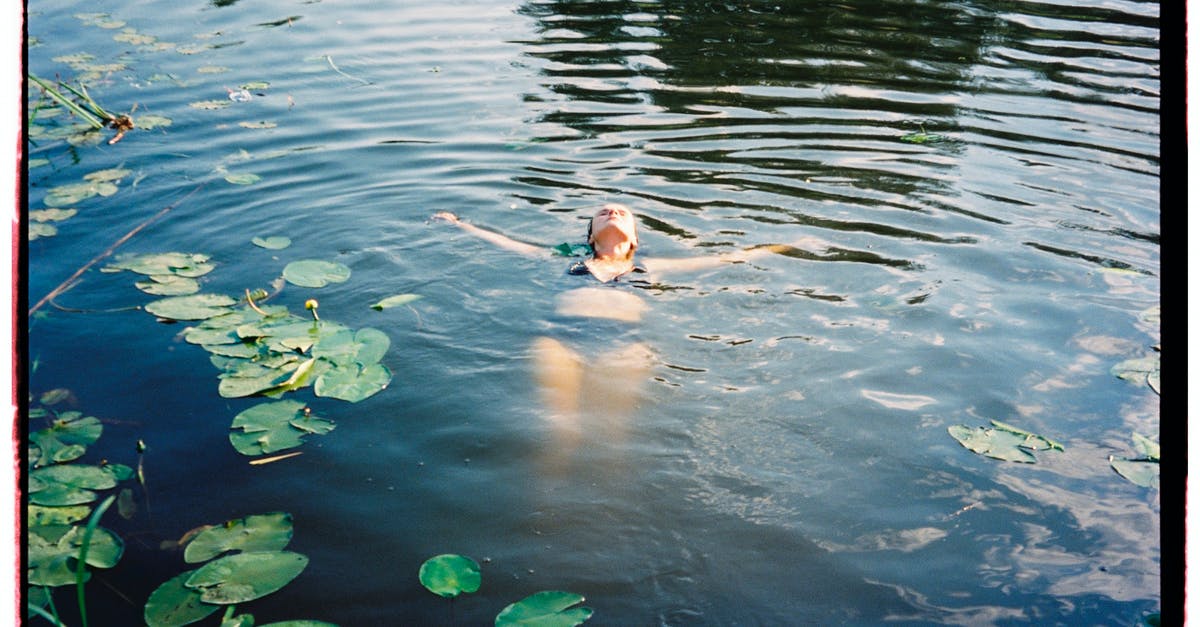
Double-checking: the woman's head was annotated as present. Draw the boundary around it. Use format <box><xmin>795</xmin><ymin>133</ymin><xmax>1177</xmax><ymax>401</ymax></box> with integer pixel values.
<box><xmin>587</xmin><ymin>203</ymin><xmax>639</xmax><ymax>260</ymax></box>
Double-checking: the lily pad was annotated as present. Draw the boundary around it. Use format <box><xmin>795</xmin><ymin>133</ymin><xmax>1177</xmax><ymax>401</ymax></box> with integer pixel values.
<box><xmin>947</xmin><ymin>421</ymin><xmax>1062</xmax><ymax>464</ymax></box>
<box><xmin>29</xmin><ymin>223</ymin><xmax>58</xmax><ymax>240</ymax></box>
<box><xmin>105</xmin><ymin>252</ymin><xmax>215</xmax><ymax>278</ymax></box>
<box><xmin>84</xmin><ymin>167</ymin><xmax>131</xmax><ymax>182</ymax></box>
<box><xmin>282</xmin><ymin>260</ymin><xmax>352</xmax><ymax>288</ymax></box>
<box><xmin>145</xmin><ymin>294</ymin><xmax>237</xmax><ymax>321</ymax></box>
<box><xmin>184</xmin><ymin>512</ymin><xmax>294</xmax><ymax>563</ymax></box>
<box><xmin>418</xmin><ymin>554</ymin><xmax>481</xmax><ymax>599</ymax></box>
<box><xmin>495</xmin><ymin>591</ymin><xmax>594</xmax><ymax>627</ymax></box>
<box><xmin>311</xmin><ymin>327</ymin><xmax>390</xmax><ymax>366</ymax></box>
<box><xmin>28</xmin><ymin>504</ymin><xmax>92</xmax><ymax>526</ymax></box>
<box><xmin>28</xmin><ymin>524</ymin><xmax>124</xmax><ymax>587</ymax></box>
<box><xmin>139</xmin><ymin>114</ymin><xmax>174</xmax><ymax>130</ymax></box>
<box><xmin>229</xmin><ymin>400</ymin><xmax>332</xmax><ymax>455</ymax></box>
<box><xmin>370</xmin><ymin>294</ymin><xmax>422</xmax><ymax>310</ymax></box>
<box><xmin>1110</xmin><ymin>457</ymin><xmax>1159</xmax><ymax>489</ymax></box>
<box><xmin>29</xmin><ymin>412</ymin><xmax>103</xmax><ymax>467</ymax></box>
<box><xmin>136</xmin><ymin>275</ymin><xmax>202</xmax><ymax>296</ymax></box>
<box><xmin>252</xmin><ymin>236</ymin><xmax>292</xmax><ymax>250</ymax></box>
<box><xmin>144</xmin><ymin>570</ymin><xmax>222</xmax><ymax>627</ymax></box>
<box><xmin>314</xmin><ymin>362</ymin><xmax>391</xmax><ymax>402</ymax></box>
<box><xmin>30</xmin><ymin>208</ymin><xmax>78</xmax><ymax>222</ymax></box>
<box><xmin>1111</xmin><ymin>354</ymin><xmax>1160</xmax><ymax>390</ymax></box>
<box><xmin>185</xmin><ymin>551</ymin><xmax>309</xmax><ymax>605</ymax></box>
<box><xmin>225</xmin><ymin>173</ymin><xmax>262</xmax><ymax>185</ymax></box>
<box><xmin>29</xmin><ymin>463</ymin><xmax>128</xmax><ymax>506</ymax></box>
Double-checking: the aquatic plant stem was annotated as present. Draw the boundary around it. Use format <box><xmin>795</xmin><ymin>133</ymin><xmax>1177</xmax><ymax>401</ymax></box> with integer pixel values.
<box><xmin>29</xmin><ymin>183</ymin><xmax>205</xmax><ymax>316</ymax></box>
<box><xmin>76</xmin><ymin>494</ymin><xmax>116</xmax><ymax>627</ymax></box>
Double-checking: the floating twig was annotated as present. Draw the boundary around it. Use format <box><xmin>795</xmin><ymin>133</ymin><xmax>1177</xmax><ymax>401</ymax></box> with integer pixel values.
<box><xmin>30</xmin><ymin>183</ymin><xmax>206</xmax><ymax>315</ymax></box>
<box><xmin>325</xmin><ymin>55</ymin><xmax>372</xmax><ymax>85</ymax></box>
<box><xmin>249</xmin><ymin>451</ymin><xmax>303</xmax><ymax>465</ymax></box>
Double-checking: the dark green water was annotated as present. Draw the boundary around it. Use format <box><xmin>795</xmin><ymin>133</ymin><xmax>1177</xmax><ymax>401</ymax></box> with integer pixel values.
<box><xmin>25</xmin><ymin>0</ymin><xmax>1160</xmax><ymax>624</ymax></box>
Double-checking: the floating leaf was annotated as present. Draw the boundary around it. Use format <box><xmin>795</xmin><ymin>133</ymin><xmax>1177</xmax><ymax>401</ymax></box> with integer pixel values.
<box><xmin>418</xmin><ymin>554</ymin><xmax>481</xmax><ymax>598</ymax></box>
<box><xmin>370</xmin><ymin>294</ymin><xmax>422</xmax><ymax>310</ymax></box>
<box><xmin>239</xmin><ymin>121</ymin><xmax>278</xmax><ymax>129</ymax></box>
<box><xmin>282</xmin><ymin>260</ymin><xmax>351</xmax><ymax>288</ymax></box>
<box><xmin>1110</xmin><ymin>457</ymin><xmax>1159</xmax><ymax>488</ymax></box>
<box><xmin>138</xmin><ymin>114</ymin><xmax>173</xmax><ymax>129</ymax></box>
<box><xmin>145</xmin><ymin>294</ymin><xmax>237</xmax><ymax>321</ymax></box>
<box><xmin>28</xmin><ymin>524</ymin><xmax>123</xmax><ymax>587</ymax></box>
<box><xmin>185</xmin><ymin>551</ymin><xmax>309</xmax><ymax>605</ymax></box>
<box><xmin>28</xmin><ymin>504</ymin><xmax>92</xmax><ymax>526</ymax></box>
<box><xmin>1111</xmin><ymin>355</ymin><xmax>1159</xmax><ymax>389</ymax></box>
<box><xmin>229</xmin><ymin>401</ymin><xmax>332</xmax><ymax>455</ymax></box>
<box><xmin>185</xmin><ymin>513</ymin><xmax>294</xmax><ymax>563</ymax></box>
<box><xmin>29</xmin><ymin>463</ymin><xmax>125</xmax><ymax>506</ymax></box>
<box><xmin>252</xmin><ymin>236</ymin><xmax>292</xmax><ymax>250</ymax></box>
<box><xmin>1131</xmin><ymin>432</ymin><xmax>1160</xmax><ymax>461</ymax></box>
<box><xmin>241</xmin><ymin>81</ymin><xmax>271</xmax><ymax>90</ymax></box>
<box><xmin>29</xmin><ymin>412</ymin><xmax>102</xmax><ymax>467</ymax></box>
<box><xmin>145</xmin><ymin>570</ymin><xmax>222</xmax><ymax>627</ymax></box>
<box><xmin>105</xmin><ymin>252</ymin><xmax>215</xmax><ymax>277</ymax></box>
<box><xmin>29</xmin><ymin>223</ymin><xmax>58</xmax><ymax>240</ymax></box>
<box><xmin>948</xmin><ymin>425</ymin><xmax>1042</xmax><ymax>463</ymax></box>
<box><xmin>311</xmin><ymin>327</ymin><xmax>390</xmax><ymax>366</ymax></box>
<box><xmin>989</xmin><ymin>420</ymin><xmax>1064</xmax><ymax>451</ymax></box>
<box><xmin>314</xmin><ymin>362</ymin><xmax>390</xmax><ymax>402</ymax></box>
<box><xmin>136</xmin><ymin>275</ymin><xmax>202</xmax><ymax>296</ymax></box>
<box><xmin>225</xmin><ymin>173</ymin><xmax>262</xmax><ymax>185</ymax></box>
<box><xmin>84</xmin><ymin>167</ymin><xmax>131</xmax><ymax>182</ymax></box>
<box><xmin>43</xmin><ymin>182</ymin><xmax>101</xmax><ymax>207</ymax></box>
<box><xmin>30</xmin><ymin>208</ymin><xmax>78</xmax><ymax>222</ymax></box>
<box><xmin>495</xmin><ymin>591</ymin><xmax>594</xmax><ymax>627</ymax></box>
<box><xmin>190</xmin><ymin>100</ymin><xmax>230</xmax><ymax>110</ymax></box>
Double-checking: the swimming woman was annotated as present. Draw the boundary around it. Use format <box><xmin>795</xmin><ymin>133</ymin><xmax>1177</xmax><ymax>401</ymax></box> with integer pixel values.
<box><xmin>432</xmin><ymin>204</ymin><xmax>786</xmax><ymax>458</ymax></box>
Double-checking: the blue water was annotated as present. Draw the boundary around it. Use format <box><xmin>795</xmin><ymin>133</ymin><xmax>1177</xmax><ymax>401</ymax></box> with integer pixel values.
<box><xmin>26</xmin><ymin>0</ymin><xmax>1160</xmax><ymax>624</ymax></box>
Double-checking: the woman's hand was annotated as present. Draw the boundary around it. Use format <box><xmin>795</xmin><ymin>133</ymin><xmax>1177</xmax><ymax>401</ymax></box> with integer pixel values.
<box><xmin>431</xmin><ymin>211</ymin><xmax>460</xmax><ymax>224</ymax></box>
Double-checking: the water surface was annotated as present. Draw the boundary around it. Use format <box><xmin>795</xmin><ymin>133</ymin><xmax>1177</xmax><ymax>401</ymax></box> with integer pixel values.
<box><xmin>26</xmin><ymin>0</ymin><xmax>1160</xmax><ymax>624</ymax></box>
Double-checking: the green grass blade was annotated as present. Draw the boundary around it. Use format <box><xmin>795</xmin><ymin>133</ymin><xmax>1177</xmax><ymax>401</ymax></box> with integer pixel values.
<box><xmin>76</xmin><ymin>494</ymin><xmax>116</xmax><ymax>627</ymax></box>
<box><xmin>28</xmin><ymin>74</ymin><xmax>104</xmax><ymax>129</ymax></box>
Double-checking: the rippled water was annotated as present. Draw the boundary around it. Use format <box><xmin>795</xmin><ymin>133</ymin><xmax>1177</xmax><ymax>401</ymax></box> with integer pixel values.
<box><xmin>26</xmin><ymin>0</ymin><xmax>1160</xmax><ymax>624</ymax></box>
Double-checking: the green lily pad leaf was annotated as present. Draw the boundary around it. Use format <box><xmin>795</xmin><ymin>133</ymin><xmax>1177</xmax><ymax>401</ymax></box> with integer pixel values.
<box><xmin>241</xmin><ymin>81</ymin><xmax>271</xmax><ymax>90</ymax></box>
<box><xmin>29</xmin><ymin>413</ymin><xmax>102</xmax><ymax>466</ymax></box>
<box><xmin>28</xmin><ymin>524</ymin><xmax>124</xmax><ymax>587</ymax></box>
<box><xmin>29</xmin><ymin>223</ymin><xmax>58</xmax><ymax>240</ymax></box>
<box><xmin>84</xmin><ymin>167</ymin><xmax>131</xmax><ymax>182</ymax></box>
<box><xmin>900</xmin><ymin>131</ymin><xmax>947</xmax><ymax>144</ymax></box>
<box><xmin>948</xmin><ymin>425</ymin><xmax>1036</xmax><ymax>463</ymax></box>
<box><xmin>184</xmin><ymin>513</ymin><xmax>294</xmax><ymax>563</ymax></box>
<box><xmin>225</xmin><ymin>173</ymin><xmax>262</xmax><ymax>185</ymax></box>
<box><xmin>418</xmin><ymin>554</ymin><xmax>481</xmax><ymax>598</ymax></box>
<box><xmin>40</xmin><ymin>389</ymin><xmax>72</xmax><ymax>405</ymax></box>
<box><xmin>311</xmin><ymin>327</ymin><xmax>390</xmax><ymax>366</ymax></box>
<box><xmin>190</xmin><ymin>100</ymin><xmax>231</xmax><ymax>110</ymax></box>
<box><xmin>28</xmin><ymin>504</ymin><xmax>92</xmax><ymax>526</ymax></box>
<box><xmin>184</xmin><ymin>551</ymin><xmax>309</xmax><ymax>605</ymax></box>
<box><xmin>314</xmin><ymin>362</ymin><xmax>391</xmax><ymax>402</ymax></box>
<box><xmin>495</xmin><ymin>590</ymin><xmax>594</xmax><ymax>627</ymax></box>
<box><xmin>989</xmin><ymin>420</ymin><xmax>1064</xmax><ymax>451</ymax></box>
<box><xmin>258</xmin><ymin>622</ymin><xmax>338</xmax><ymax>627</ymax></box>
<box><xmin>229</xmin><ymin>401</ymin><xmax>330</xmax><ymax>455</ymax></box>
<box><xmin>219</xmin><ymin>356</ymin><xmax>315</xmax><ymax>399</ymax></box>
<box><xmin>145</xmin><ymin>570</ymin><xmax>222</xmax><ymax>627</ymax></box>
<box><xmin>145</xmin><ymin>294</ymin><xmax>237</xmax><ymax>321</ymax></box>
<box><xmin>105</xmin><ymin>252</ymin><xmax>215</xmax><ymax>277</ymax></box>
<box><xmin>30</xmin><ymin>208</ymin><xmax>78</xmax><ymax>222</ymax></box>
<box><xmin>138</xmin><ymin>114</ymin><xmax>173</xmax><ymax>130</ymax></box>
<box><xmin>252</xmin><ymin>236</ymin><xmax>292</xmax><ymax>250</ymax></box>
<box><xmin>282</xmin><ymin>260</ymin><xmax>351</xmax><ymax>288</ymax></box>
<box><xmin>137</xmin><ymin>275</ymin><xmax>202</xmax><ymax>296</ymax></box>
<box><xmin>29</xmin><ymin>463</ymin><xmax>122</xmax><ymax>506</ymax></box>
<box><xmin>370</xmin><ymin>294</ymin><xmax>422</xmax><ymax>310</ymax></box>
<box><xmin>1111</xmin><ymin>355</ymin><xmax>1159</xmax><ymax>387</ymax></box>
<box><xmin>1131</xmin><ymin>432</ymin><xmax>1159</xmax><ymax>461</ymax></box>
<box><xmin>1110</xmin><ymin>457</ymin><xmax>1159</xmax><ymax>489</ymax></box>
<box><xmin>220</xmin><ymin>614</ymin><xmax>255</xmax><ymax>627</ymax></box>
<box><xmin>43</xmin><ymin>182</ymin><xmax>100</xmax><ymax>207</ymax></box>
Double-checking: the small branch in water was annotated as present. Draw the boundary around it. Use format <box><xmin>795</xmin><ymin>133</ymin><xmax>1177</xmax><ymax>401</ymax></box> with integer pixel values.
<box><xmin>245</xmin><ymin>289</ymin><xmax>268</xmax><ymax>315</ymax></box>
<box><xmin>30</xmin><ymin>183</ymin><xmax>206</xmax><ymax>316</ymax></box>
<box><xmin>326</xmin><ymin>55</ymin><xmax>372</xmax><ymax>86</ymax></box>
<box><xmin>249</xmin><ymin>452</ymin><xmax>303</xmax><ymax>465</ymax></box>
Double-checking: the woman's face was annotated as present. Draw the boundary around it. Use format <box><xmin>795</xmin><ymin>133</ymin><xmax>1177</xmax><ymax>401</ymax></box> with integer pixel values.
<box><xmin>590</xmin><ymin>203</ymin><xmax>638</xmax><ymax>247</ymax></box>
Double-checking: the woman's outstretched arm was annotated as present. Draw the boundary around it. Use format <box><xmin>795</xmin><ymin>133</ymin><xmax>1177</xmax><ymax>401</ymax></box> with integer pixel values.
<box><xmin>641</xmin><ymin>243</ymin><xmax>792</xmax><ymax>275</ymax></box>
<box><xmin>432</xmin><ymin>212</ymin><xmax>547</xmax><ymax>258</ymax></box>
